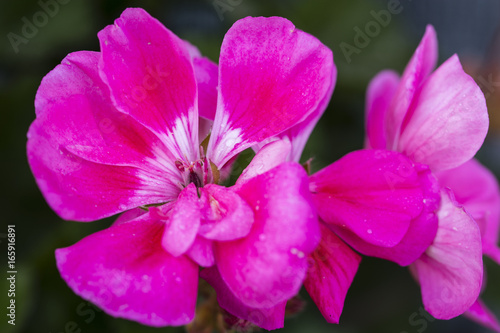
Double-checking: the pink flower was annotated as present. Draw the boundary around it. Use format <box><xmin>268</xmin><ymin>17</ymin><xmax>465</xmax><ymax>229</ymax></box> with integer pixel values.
<box><xmin>365</xmin><ymin>25</ymin><xmax>492</xmax><ymax>322</ymax></box>
<box><xmin>27</xmin><ymin>8</ymin><xmax>335</xmax><ymax>329</ymax></box>
<box><xmin>247</xmin><ymin>93</ymin><xmax>441</xmax><ymax>323</ymax></box>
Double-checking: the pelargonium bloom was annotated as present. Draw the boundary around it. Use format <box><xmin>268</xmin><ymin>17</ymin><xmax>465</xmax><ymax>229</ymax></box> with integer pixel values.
<box><xmin>246</xmin><ymin>92</ymin><xmax>441</xmax><ymax>323</ymax></box>
<box><xmin>27</xmin><ymin>8</ymin><xmax>336</xmax><ymax>329</ymax></box>
<box><xmin>364</xmin><ymin>25</ymin><xmax>490</xmax><ymax>321</ymax></box>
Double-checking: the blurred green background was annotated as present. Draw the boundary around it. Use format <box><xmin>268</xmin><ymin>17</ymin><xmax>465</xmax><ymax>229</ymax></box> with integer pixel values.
<box><xmin>1</xmin><ymin>0</ymin><xmax>500</xmax><ymax>332</ymax></box>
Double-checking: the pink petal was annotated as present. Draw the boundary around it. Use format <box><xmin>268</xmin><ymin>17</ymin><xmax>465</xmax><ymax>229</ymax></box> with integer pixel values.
<box><xmin>201</xmin><ymin>267</ymin><xmax>286</xmax><ymax>330</ymax></box>
<box><xmin>199</xmin><ymin>184</ymin><xmax>254</xmax><ymax>241</ymax></box>
<box><xmin>398</xmin><ymin>55</ymin><xmax>488</xmax><ymax>171</ymax></box>
<box><xmin>237</xmin><ymin>139</ymin><xmax>292</xmax><ymax>185</ymax></box>
<box><xmin>304</xmin><ymin>224</ymin><xmax>361</xmax><ymax>323</ymax></box>
<box><xmin>386</xmin><ymin>25</ymin><xmax>437</xmax><ymax>149</ymax></box>
<box><xmin>464</xmin><ymin>299</ymin><xmax>500</xmax><ymax>333</ymax></box>
<box><xmin>410</xmin><ymin>189</ymin><xmax>483</xmax><ymax>319</ymax></box>
<box><xmin>161</xmin><ymin>183</ymin><xmax>200</xmax><ymax>257</ymax></box>
<box><xmin>187</xmin><ymin>43</ymin><xmax>218</xmax><ymax>141</ymax></box>
<box><xmin>436</xmin><ymin>159</ymin><xmax>500</xmax><ymax>264</ymax></box>
<box><xmin>186</xmin><ymin>236</ymin><xmax>214</xmax><ymax>267</ymax></box>
<box><xmin>55</xmin><ymin>215</ymin><xmax>198</xmax><ymax>326</ymax></box>
<box><xmin>310</xmin><ymin>150</ymin><xmax>428</xmax><ymax>247</ymax></box>
<box><xmin>27</xmin><ymin>51</ymin><xmax>181</xmax><ymax>221</ymax></box>
<box><xmin>277</xmin><ymin>58</ymin><xmax>337</xmax><ymax>162</ymax></box>
<box><xmin>215</xmin><ymin>162</ymin><xmax>320</xmax><ymax>308</ymax></box>
<box><xmin>330</xmin><ymin>163</ymin><xmax>440</xmax><ymax>266</ymax></box>
<box><xmin>207</xmin><ymin>16</ymin><xmax>334</xmax><ymax>167</ymax></box>
<box><xmin>98</xmin><ymin>8</ymin><xmax>199</xmax><ymax>163</ymax></box>
<box><xmin>365</xmin><ymin>70</ymin><xmax>400</xmax><ymax>149</ymax></box>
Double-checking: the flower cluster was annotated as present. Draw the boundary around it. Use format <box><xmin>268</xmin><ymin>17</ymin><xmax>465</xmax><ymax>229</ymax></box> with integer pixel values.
<box><xmin>27</xmin><ymin>8</ymin><xmax>500</xmax><ymax>332</ymax></box>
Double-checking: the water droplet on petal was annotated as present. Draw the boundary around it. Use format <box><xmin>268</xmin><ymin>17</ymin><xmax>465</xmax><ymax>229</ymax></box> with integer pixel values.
<box><xmin>367</xmin><ymin>229</ymin><xmax>373</xmax><ymax>234</ymax></box>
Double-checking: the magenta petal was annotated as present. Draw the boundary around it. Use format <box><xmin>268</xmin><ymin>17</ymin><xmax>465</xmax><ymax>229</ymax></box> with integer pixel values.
<box><xmin>277</xmin><ymin>58</ymin><xmax>337</xmax><ymax>162</ymax></box>
<box><xmin>186</xmin><ymin>236</ymin><xmax>214</xmax><ymax>267</ymax></box>
<box><xmin>386</xmin><ymin>25</ymin><xmax>437</xmax><ymax>148</ymax></box>
<box><xmin>98</xmin><ymin>8</ymin><xmax>198</xmax><ymax>162</ymax></box>
<box><xmin>55</xmin><ymin>216</ymin><xmax>198</xmax><ymax>326</ymax></box>
<box><xmin>329</xmin><ymin>163</ymin><xmax>440</xmax><ymax>266</ymax></box>
<box><xmin>27</xmin><ymin>51</ymin><xmax>181</xmax><ymax>221</ymax></box>
<box><xmin>410</xmin><ymin>190</ymin><xmax>483</xmax><ymax>319</ymax></box>
<box><xmin>464</xmin><ymin>300</ymin><xmax>500</xmax><ymax>333</ymax></box>
<box><xmin>207</xmin><ymin>16</ymin><xmax>334</xmax><ymax>167</ymax></box>
<box><xmin>237</xmin><ymin>140</ymin><xmax>292</xmax><ymax>185</ymax></box>
<box><xmin>304</xmin><ymin>224</ymin><xmax>361</xmax><ymax>323</ymax></box>
<box><xmin>201</xmin><ymin>267</ymin><xmax>286</xmax><ymax>330</ymax></box>
<box><xmin>398</xmin><ymin>55</ymin><xmax>488</xmax><ymax>171</ymax></box>
<box><xmin>216</xmin><ymin>163</ymin><xmax>320</xmax><ymax>308</ymax></box>
<box><xmin>365</xmin><ymin>70</ymin><xmax>400</xmax><ymax>149</ymax></box>
<box><xmin>310</xmin><ymin>150</ymin><xmax>426</xmax><ymax>247</ymax></box>
<box><xmin>199</xmin><ymin>184</ymin><xmax>254</xmax><ymax>241</ymax></box>
<box><xmin>436</xmin><ymin>159</ymin><xmax>500</xmax><ymax>264</ymax></box>
<box><xmin>161</xmin><ymin>184</ymin><xmax>200</xmax><ymax>257</ymax></box>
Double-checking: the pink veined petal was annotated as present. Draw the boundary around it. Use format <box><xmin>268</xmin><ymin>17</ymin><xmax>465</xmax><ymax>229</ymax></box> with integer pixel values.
<box><xmin>199</xmin><ymin>184</ymin><xmax>254</xmax><ymax>241</ymax></box>
<box><xmin>304</xmin><ymin>224</ymin><xmax>361</xmax><ymax>324</ymax></box>
<box><xmin>436</xmin><ymin>159</ymin><xmax>500</xmax><ymax>264</ymax></box>
<box><xmin>207</xmin><ymin>16</ymin><xmax>334</xmax><ymax>167</ymax></box>
<box><xmin>398</xmin><ymin>54</ymin><xmax>488</xmax><ymax>171</ymax></box>
<box><xmin>55</xmin><ymin>214</ymin><xmax>198</xmax><ymax>326</ymax></box>
<box><xmin>330</xmin><ymin>163</ymin><xmax>440</xmax><ymax>266</ymax></box>
<box><xmin>161</xmin><ymin>183</ymin><xmax>201</xmax><ymax>257</ymax></box>
<box><xmin>215</xmin><ymin>162</ymin><xmax>320</xmax><ymax>308</ymax></box>
<box><xmin>237</xmin><ymin>139</ymin><xmax>292</xmax><ymax>185</ymax></box>
<box><xmin>113</xmin><ymin>207</ymin><xmax>148</xmax><ymax>226</ymax></box>
<box><xmin>201</xmin><ymin>267</ymin><xmax>286</xmax><ymax>330</ymax></box>
<box><xmin>365</xmin><ymin>70</ymin><xmax>400</xmax><ymax>149</ymax></box>
<box><xmin>27</xmin><ymin>51</ymin><xmax>182</xmax><ymax>221</ymax></box>
<box><xmin>277</xmin><ymin>56</ymin><xmax>337</xmax><ymax>163</ymax></box>
<box><xmin>386</xmin><ymin>25</ymin><xmax>437</xmax><ymax>149</ymax></box>
<box><xmin>410</xmin><ymin>189</ymin><xmax>483</xmax><ymax>320</ymax></box>
<box><xmin>464</xmin><ymin>299</ymin><xmax>500</xmax><ymax>333</ymax></box>
<box><xmin>310</xmin><ymin>149</ymin><xmax>426</xmax><ymax>247</ymax></box>
<box><xmin>98</xmin><ymin>8</ymin><xmax>199</xmax><ymax>163</ymax></box>
<box><xmin>186</xmin><ymin>236</ymin><xmax>214</xmax><ymax>267</ymax></box>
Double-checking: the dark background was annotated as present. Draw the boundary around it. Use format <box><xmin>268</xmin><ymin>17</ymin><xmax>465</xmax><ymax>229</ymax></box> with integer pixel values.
<box><xmin>1</xmin><ymin>0</ymin><xmax>499</xmax><ymax>332</ymax></box>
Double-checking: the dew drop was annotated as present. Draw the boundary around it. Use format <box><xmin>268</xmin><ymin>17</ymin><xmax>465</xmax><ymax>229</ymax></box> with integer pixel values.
<box><xmin>367</xmin><ymin>229</ymin><xmax>373</xmax><ymax>234</ymax></box>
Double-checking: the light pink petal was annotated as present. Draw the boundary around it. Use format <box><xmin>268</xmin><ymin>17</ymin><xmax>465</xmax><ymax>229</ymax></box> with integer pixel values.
<box><xmin>186</xmin><ymin>236</ymin><xmax>214</xmax><ymax>267</ymax></box>
<box><xmin>365</xmin><ymin>70</ymin><xmax>400</xmax><ymax>149</ymax></box>
<box><xmin>310</xmin><ymin>150</ymin><xmax>429</xmax><ymax>247</ymax></box>
<box><xmin>161</xmin><ymin>183</ymin><xmax>200</xmax><ymax>257</ymax></box>
<box><xmin>98</xmin><ymin>8</ymin><xmax>198</xmax><ymax>163</ymax></box>
<box><xmin>201</xmin><ymin>267</ymin><xmax>286</xmax><ymax>330</ymax></box>
<box><xmin>410</xmin><ymin>189</ymin><xmax>483</xmax><ymax>319</ymax></box>
<box><xmin>207</xmin><ymin>16</ymin><xmax>334</xmax><ymax>167</ymax></box>
<box><xmin>216</xmin><ymin>162</ymin><xmax>320</xmax><ymax>308</ymax></box>
<box><xmin>237</xmin><ymin>139</ymin><xmax>292</xmax><ymax>185</ymax></box>
<box><xmin>436</xmin><ymin>159</ymin><xmax>500</xmax><ymax>264</ymax></box>
<box><xmin>27</xmin><ymin>51</ymin><xmax>181</xmax><ymax>221</ymax></box>
<box><xmin>398</xmin><ymin>55</ymin><xmax>488</xmax><ymax>171</ymax></box>
<box><xmin>464</xmin><ymin>299</ymin><xmax>500</xmax><ymax>333</ymax></box>
<box><xmin>55</xmin><ymin>215</ymin><xmax>198</xmax><ymax>326</ymax></box>
<box><xmin>386</xmin><ymin>25</ymin><xmax>437</xmax><ymax>149</ymax></box>
<box><xmin>198</xmin><ymin>184</ymin><xmax>254</xmax><ymax>241</ymax></box>
<box><xmin>304</xmin><ymin>224</ymin><xmax>361</xmax><ymax>323</ymax></box>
